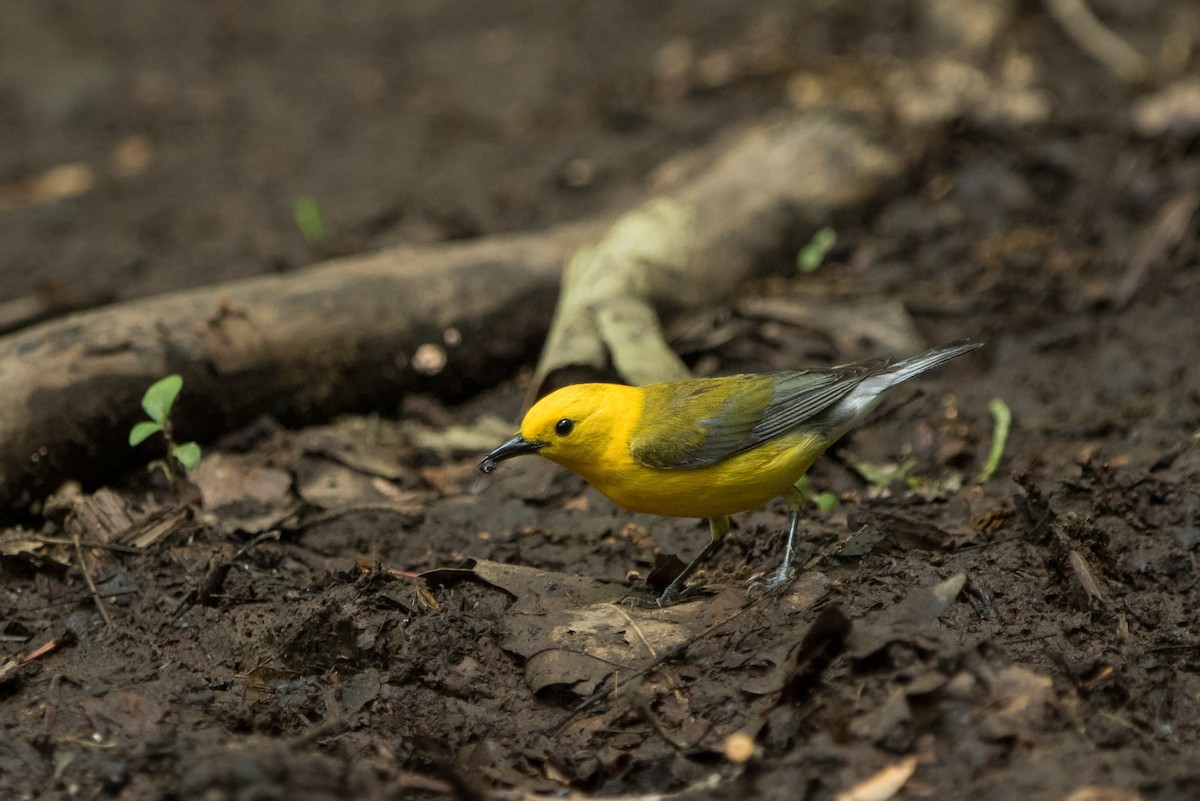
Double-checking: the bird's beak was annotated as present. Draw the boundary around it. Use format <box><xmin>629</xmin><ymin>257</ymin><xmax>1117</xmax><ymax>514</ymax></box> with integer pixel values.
<box><xmin>479</xmin><ymin>434</ymin><xmax>546</xmax><ymax>474</ymax></box>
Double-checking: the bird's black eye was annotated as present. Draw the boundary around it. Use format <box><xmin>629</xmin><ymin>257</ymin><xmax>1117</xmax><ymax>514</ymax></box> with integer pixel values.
<box><xmin>555</xmin><ymin>418</ymin><xmax>575</xmax><ymax>437</ymax></box>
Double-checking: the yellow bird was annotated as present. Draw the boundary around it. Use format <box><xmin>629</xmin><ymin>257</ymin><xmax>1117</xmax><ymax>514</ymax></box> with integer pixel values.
<box><xmin>480</xmin><ymin>342</ymin><xmax>981</xmax><ymax>604</ymax></box>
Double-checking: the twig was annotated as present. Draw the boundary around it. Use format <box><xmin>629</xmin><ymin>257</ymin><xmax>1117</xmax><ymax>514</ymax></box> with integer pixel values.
<box><xmin>1114</xmin><ymin>193</ymin><xmax>1199</xmax><ymax>309</ymax></box>
<box><xmin>800</xmin><ymin>526</ymin><xmax>860</xmax><ymax>572</ymax></box>
<box><xmin>21</xmin><ymin>637</ymin><xmax>64</xmax><ymax>663</ymax></box>
<box><xmin>71</xmin><ymin>530</ymin><xmax>115</xmax><ymax>629</ymax></box>
<box><xmin>1045</xmin><ymin>0</ymin><xmax>1148</xmax><ymax>85</ymax></box>
<box><xmin>635</xmin><ymin>702</ymin><xmax>692</xmax><ymax>752</ymax></box>
<box><xmin>28</xmin><ymin>535</ymin><xmax>144</xmax><ymax>555</ymax></box>
<box><xmin>614</xmin><ymin>599</ymin><xmax>691</xmax><ymax>705</ymax></box>
<box><xmin>611</xmin><ymin>604</ymin><xmax>659</xmax><ymax>660</ymax></box>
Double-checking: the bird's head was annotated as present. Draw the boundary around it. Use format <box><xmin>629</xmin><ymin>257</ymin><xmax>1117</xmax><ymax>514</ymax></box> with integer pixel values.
<box><xmin>479</xmin><ymin>383</ymin><xmax>631</xmax><ymax>476</ymax></box>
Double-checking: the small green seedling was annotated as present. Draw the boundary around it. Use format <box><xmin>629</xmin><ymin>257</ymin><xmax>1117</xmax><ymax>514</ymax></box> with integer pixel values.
<box><xmin>796</xmin><ymin>226</ymin><xmax>837</xmax><ymax>273</ymax></box>
<box><xmin>293</xmin><ymin>197</ymin><xmax>327</xmax><ymax>245</ymax></box>
<box><xmin>793</xmin><ymin>475</ymin><xmax>840</xmax><ymax>514</ymax></box>
<box><xmin>976</xmin><ymin>397</ymin><xmax>1012</xmax><ymax>484</ymax></box>
<box><xmin>129</xmin><ymin>374</ymin><xmax>201</xmax><ymax>481</ymax></box>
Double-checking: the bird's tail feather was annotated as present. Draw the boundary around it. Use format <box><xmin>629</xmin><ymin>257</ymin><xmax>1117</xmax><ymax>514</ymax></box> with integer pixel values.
<box><xmin>828</xmin><ymin>341</ymin><xmax>982</xmax><ymax>429</ymax></box>
<box><xmin>879</xmin><ymin>341</ymin><xmax>983</xmax><ymax>388</ymax></box>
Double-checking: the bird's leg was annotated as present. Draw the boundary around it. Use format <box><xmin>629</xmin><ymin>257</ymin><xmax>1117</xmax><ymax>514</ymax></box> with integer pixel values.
<box><xmin>761</xmin><ymin>484</ymin><xmax>808</xmax><ymax>590</ymax></box>
<box><xmin>657</xmin><ymin>515</ymin><xmax>730</xmax><ymax>606</ymax></box>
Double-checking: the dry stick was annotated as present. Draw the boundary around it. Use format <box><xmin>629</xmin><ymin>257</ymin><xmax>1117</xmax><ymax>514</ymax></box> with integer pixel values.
<box><xmin>29</xmin><ymin>535</ymin><xmax>145</xmax><ymax>555</ymax></box>
<box><xmin>611</xmin><ymin>604</ymin><xmax>660</xmax><ymax>660</ymax></box>
<box><xmin>71</xmin><ymin>530</ymin><xmax>115</xmax><ymax>629</ymax></box>
<box><xmin>21</xmin><ymin>638</ymin><xmax>63</xmax><ymax>663</ymax></box>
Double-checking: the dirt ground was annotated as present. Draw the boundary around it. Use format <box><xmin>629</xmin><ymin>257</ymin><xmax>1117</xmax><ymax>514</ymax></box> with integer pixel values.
<box><xmin>3</xmin><ymin>2</ymin><xmax>1200</xmax><ymax>800</ymax></box>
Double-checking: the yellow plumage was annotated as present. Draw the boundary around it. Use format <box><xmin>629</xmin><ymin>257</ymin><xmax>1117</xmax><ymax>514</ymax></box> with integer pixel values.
<box><xmin>481</xmin><ymin>342</ymin><xmax>980</xmax><ymax>604</ymax></box>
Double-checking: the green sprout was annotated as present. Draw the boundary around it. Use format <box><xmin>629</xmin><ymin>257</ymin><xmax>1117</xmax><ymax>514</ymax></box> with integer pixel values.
<box><xmin>794</xmin><ymin>475</ymin><xmax>840</xmax><ymax>514</ymax></box>
<box><xmin>976</xmin><ymin>397</ymin><xmax>1012</xmax><ymax>484</ymax></box>
<box><xmin>796</xmin><ymin>226</ymin><xmax>837</xmax><ymax>273</ymax></box>
<box><xmin>846</xmin><ymin>456</ymin><xmax>917</xmax><ymax>488</ymax></box>
<box><xmin>129</xmin><ymin>375</ymin><xmax>201</xmax><ymax>481</ymax></box>
<box><xmin>293</xmin><ymin>197</ymin><xmax>327</xmax><ymax>245</ymax></box>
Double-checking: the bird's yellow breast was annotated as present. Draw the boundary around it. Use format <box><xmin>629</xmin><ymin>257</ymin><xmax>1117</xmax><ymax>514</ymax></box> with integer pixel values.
<box><xmin>583</xmin><ymin>429</ymin><xmax>826</xmax><ymax>518</ymax></box>
<box><xmin>539</xmin><ymin>383</ymin><xmax>828</xmax><ymax>519</ymax></box>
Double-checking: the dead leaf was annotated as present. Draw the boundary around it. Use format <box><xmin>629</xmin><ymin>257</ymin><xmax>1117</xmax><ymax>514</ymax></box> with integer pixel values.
<box><xmin>0</xmin><ymin>528</ymin><xmax>59</xmax><ymax>566</ymax></box>
<box><xmin>295</xmin><ymin>419</ymin><xmax>414</xmax><ymax>481</ymax></box>
<box><xmin>427</xmin><ymin>559</ymin><xmax>830</xmax><ymax>698</ymax></box>
<box><xmin>835</xmin><ymin>755</ymin><xmax>918</xmax><ymax>801</ymax></box>
<box><xmin>1068</xmin><ymin>549</ymin><xmax>1107</xmax><ymax>606</ymax></box>
<box><xmin>981</xmin><ymin>665</ymin><xmax>1053</xmax><ymax>740</ymax></box>
<box><xmin>194</xmin><ymin>453</ymin><xmax>294</xmax><ymax>533</ymax></box>
<box><xmin>846</xmin><ymin>573</ymin><xmax>966</xmax><ymax>658</ymax></box>
<box><xmin>340</xmin><ymin>668</ymin><xmax>382</xmax><ymax>715</ymax></box>
<box><xmin>81</xmin><ymin>690</ymin><xmax>164</xmax><ymax>740</ymax></box>
<box><xmin>294</xmin><ymin>456</ymin><xmax>421</xmax><ymax>514</ymax></box>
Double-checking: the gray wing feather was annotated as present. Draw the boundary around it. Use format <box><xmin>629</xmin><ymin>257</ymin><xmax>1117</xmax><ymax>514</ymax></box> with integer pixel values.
<box><xmin>645</xmin><ymin>368</ymin><xmax>869</xmax><ymax>468</ymax></box>
<box><xmin>744</xmin><ymin>366</ymin><xmax>876</xmax><ymax>443</ymax></box>
<box><xmin>632</xmin><ymin>342</ymin><xmax>981</xmax><ymax>470</ymax></box>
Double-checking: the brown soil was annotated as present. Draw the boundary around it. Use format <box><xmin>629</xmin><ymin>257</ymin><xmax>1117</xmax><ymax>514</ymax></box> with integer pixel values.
<box><xmin>3</xmin><ymin>2</ymin><xmax>1199</xmax><ymax>800</ymax></box>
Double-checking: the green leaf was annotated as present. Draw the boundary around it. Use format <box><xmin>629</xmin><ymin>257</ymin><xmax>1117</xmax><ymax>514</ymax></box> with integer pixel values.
<box><xmin>141</xmin><ymin>375</ymin><xmax>183</xmax><ymax>425</ymax></box>
<box><xmin>173</xmin><ymin>441</ymin><xmax>202</xmax><ymax>470</ymax></box>
<box><xmin>129</xmin><ymin>420</ymin><xmax>163</xmax><ymax>446</ymax></box>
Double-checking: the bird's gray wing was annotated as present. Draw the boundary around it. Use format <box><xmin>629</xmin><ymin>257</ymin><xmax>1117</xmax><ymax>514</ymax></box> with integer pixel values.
<box><xmin>630</xmin><ymin>366</ymin><xmax>872</xmax><ymax>469</ymax></box>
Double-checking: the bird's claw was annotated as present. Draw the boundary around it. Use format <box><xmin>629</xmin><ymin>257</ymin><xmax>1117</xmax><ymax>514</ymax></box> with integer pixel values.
<box><xmin>654</xmin><ymin>585</ymin><xmax>701</xmax><ymax>607</ymax></box>
<box><xmin>746</xmin><ymin>566</ymin><xmax>794</xmax><ymax>595</ymax></box>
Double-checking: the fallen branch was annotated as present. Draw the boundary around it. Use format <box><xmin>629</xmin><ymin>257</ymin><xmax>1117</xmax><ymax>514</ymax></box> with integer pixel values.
<box><xmin>533</xmin><ymin>113</ymin><xmax>902</xmax><ymax>397</ymax></box>
<box><xmin>0</xmin><ymin>111</ymin><xmax>903</xmax><ymax>516</ymax></box>
<box><xmin>0</xmin><ymin>227</ymin><xmax>588</xmax><ymax>513</ymax></box>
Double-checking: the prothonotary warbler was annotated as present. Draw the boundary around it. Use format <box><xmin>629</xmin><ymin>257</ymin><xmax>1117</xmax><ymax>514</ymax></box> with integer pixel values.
<box><xmin>480</xmin><ymin>341</ymin><xmax>981</xmax><ymax>605</ymax></box>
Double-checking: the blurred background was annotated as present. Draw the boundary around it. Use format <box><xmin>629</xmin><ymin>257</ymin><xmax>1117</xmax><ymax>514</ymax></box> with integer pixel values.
<box><xmin>3</xmin><ymin>0</ymin><xmax>1193</xmax><ymax>315</ymax></box>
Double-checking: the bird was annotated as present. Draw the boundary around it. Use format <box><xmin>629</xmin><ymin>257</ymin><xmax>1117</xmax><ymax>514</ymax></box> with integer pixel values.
<box><xmin>480</xmin><ymin>341</ymin><xmax>981</xmax><ymax>605</ymax></box>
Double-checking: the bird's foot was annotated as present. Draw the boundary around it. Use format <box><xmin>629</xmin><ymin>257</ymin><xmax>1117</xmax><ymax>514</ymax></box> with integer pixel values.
<box><xmin>746</xmin><ymin>565</ymin><xmax>794</xmax><ymax>595</ymax></box>
<box><xmin>654</xmin><ymin>584</ymin><xmax>701</xmax><ymax>607</ymax></box>
<box><xmin>617</xmin><ymin>585</ymin><xmax>702</xmax><ymax>608</ymax></box>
